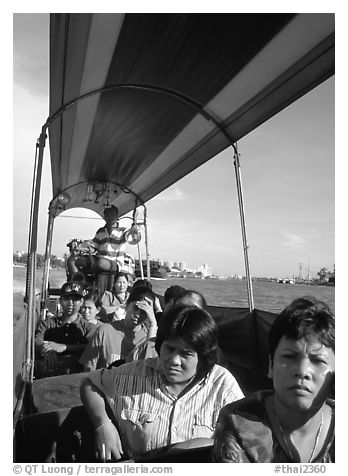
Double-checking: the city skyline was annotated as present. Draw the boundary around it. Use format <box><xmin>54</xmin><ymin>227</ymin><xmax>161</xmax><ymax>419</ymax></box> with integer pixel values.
<box><xmin>13</xmin><ymin>246</ymin><xmax>334</xmax><ymax>281</ymax></box>
<box><xmin>13</xmin><ymin>13</ymin><xmax>335</xmax><ymax>278</ymax></box>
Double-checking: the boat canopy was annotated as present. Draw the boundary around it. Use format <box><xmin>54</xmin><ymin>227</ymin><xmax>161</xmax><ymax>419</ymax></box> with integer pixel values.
<box><xmin>48</xmin><ymin>13</ymin><xmax>334</xmax><ymax>217</ymax></box>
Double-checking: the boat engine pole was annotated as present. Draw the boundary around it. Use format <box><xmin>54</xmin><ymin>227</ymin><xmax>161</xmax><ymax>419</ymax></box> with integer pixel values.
<box><xmin>233</xmin><ymin>145</ymin><xmax>254</xmax><ymax>312</ymax></box>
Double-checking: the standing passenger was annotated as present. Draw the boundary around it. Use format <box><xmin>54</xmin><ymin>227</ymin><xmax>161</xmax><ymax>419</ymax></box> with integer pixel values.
<box><xmin>66</xmin><ymin>206</ymin><xmax>129</xmax><ymax>292</ymax></box>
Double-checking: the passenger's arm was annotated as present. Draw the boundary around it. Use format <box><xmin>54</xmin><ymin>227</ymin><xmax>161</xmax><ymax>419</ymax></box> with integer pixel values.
<box><xmin>126</xmin><ymin>339</ymin><xmax>158</xmax><ymax>363</ymax></box>
<box><xmin>80</xmin><ymin>378</ymin><xmax>123</xmax><ymax>461</ymax></box>
<box><xmin>101</xmin><ymin>305</ymin><xmax>119</xmax><ymax>318</ymax></box>
<box><xmin>120</xmin><ymin>227</ymin><xmax>127</xmax><ymax>243</ymax></box>
<box><xmin>92</xmin><ymin>232</ymin><xmax>101</xmax><ymax>248</ymax></box>
<box><xmin>42</xmin><ymin>341</ymin><xmax>87</xmax><ymax>354</ymax></box>
<box><xmin>35</xmin><ymin>320</ymin><xmax>49</xmax><ymax>354</ymax></box>
<box><xmin>100</xmin><ymin>292</ymin><xmax>120</xmax><ymax>320</ymax></box>
<box><xmin>79</xmin><ymin>330</ymin><xmax>102</xmax><ymax>371</ymax></box>
<box><xmin>153</xmin><ymin>297</ymin><xmax>163</xmax><ymax>313</ymax></box>
<box><xmin>85</xmin><ymin>323</ymin><xmax>99</xmax><ymax>341</ymax></box>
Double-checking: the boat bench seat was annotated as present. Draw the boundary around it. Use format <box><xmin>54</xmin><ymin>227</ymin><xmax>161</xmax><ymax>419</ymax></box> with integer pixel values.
<box><xmin>15</xmin><ymin>405</ymin><xmax>96</xmax><ymax>462</ymax></box>
<box><xmin>15</xmin><ymin>405</ymin><xmax>213</xmax><ymax>463</ymax></box>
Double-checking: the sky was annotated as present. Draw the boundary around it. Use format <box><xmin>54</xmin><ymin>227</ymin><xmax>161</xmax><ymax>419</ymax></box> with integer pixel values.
<box><xmin>12</xmin><ymin>12</ymin><xmax>335</xmax><ymax>279</ymax></box>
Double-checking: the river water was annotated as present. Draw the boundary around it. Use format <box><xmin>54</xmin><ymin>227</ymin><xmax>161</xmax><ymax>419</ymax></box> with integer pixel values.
<box><xmin>150</xmin><ymin>277</ymin><xmax>335</xmax><ymax>314</ymax></box>
<box><xmin>13</xmin><ymin>266</ymin><xmax>335</xmax><ymax>317</ymax></box>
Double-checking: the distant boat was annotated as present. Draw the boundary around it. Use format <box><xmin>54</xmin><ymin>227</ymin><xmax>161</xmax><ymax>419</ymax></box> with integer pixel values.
<box><xmin>135</xmin><ymin>259</ymin><xmax>169</xmax><ymax>280</ymax></box>
<box><xmin>276</xmin><ymin>278</ymin><xmax>295</xmax><ymax>284</ymax></box>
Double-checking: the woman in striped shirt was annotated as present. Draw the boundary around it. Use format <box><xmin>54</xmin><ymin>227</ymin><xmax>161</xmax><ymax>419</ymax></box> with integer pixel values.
<box><xmin>80</xmin><ymin>305</ymin><xmax>244</xmax><ymax>461</ymax></box>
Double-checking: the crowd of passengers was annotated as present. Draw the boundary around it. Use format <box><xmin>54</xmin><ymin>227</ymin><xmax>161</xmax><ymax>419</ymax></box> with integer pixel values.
<box><xmin>34</xmin><ymin>276</ymin><xmax>335</xmax><ymax>463</ymax></box>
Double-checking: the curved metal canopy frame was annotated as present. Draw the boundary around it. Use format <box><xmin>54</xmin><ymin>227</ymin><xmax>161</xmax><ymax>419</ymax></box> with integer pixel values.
<box><xmin>46</xmin><ymin>82</ymin><xmax>253</xmax><ymax>309</ymax></box>
<box><xmin>45</xmin><ymin>83</ymin><xmax>238</xmax><ymax>149</ymax></box>
<box><xmin>24</xmin><ymin>82</ymin><xmax>254</xmax><ymax>385</ymax></box>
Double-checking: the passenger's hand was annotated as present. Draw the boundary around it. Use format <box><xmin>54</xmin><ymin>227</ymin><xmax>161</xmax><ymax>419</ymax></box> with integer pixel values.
<box><xmin>154</xmin><ymin>297</ymin><xmax>163</xmax><ymax>313</ymax></box>
<box><xmin>136</xmin><ymin>298</ymin><xmax>157</xmax><ymax>327</ymax></box>
<box><xmin>95</xmin><ymin>420</ymin><xmax>123</xmax><ymax>461</ymax></box>
<box><xmin>43</xmin><ymin>351</ymin><xmax>58</xmax><ymax>374</ymax></box>
<box><xmin>43</xmin><ymin>341</ymin><xmax>67</xmax><ymax>354</ymax></box>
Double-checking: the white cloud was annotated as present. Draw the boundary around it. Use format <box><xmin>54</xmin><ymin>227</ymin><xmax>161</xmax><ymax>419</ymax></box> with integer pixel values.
<box><xmin>282</xmin><ymin>233</ymin><xmax>306</xmax><ymax>249</ymax></box>
<box><xmin>152</xmin><ymin>187</ymin><xmax>186</xmax><ymax>202</ymax></box>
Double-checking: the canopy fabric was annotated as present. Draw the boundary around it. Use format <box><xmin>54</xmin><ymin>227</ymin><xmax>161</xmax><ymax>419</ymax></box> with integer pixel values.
<box><xmin>48</xmin><ymin>13</ymin><xmax>334</xmax><ymax>217</ymax></box>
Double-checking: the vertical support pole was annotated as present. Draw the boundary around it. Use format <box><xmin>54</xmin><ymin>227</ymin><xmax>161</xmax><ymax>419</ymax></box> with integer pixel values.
<box><xmin>143</xmin><ymin>206</ymin><xmax>151</xmax><ymax>279</ymax></box>
<box><xmin>40</xmin><ymin>208</ymin><xmax>55</xmax><ymax>318</ymax></box>
<box><xmin>136</xmin><ymin>242</ymin><xmax>144</xmax><ymax>279</ymax></box>
<box><xmin>25</xmin><ymin>144</ymin><xmax>39</xmax><ymax>304</ymax></box>
<box><xmin>233</xmin><ymin>145</ymin><xmax>254</xmax><ymax>312</ymax></box>
<box><xmin>24</xmin><ymin>127</ymin><xmax>47</xmax><ymax>382</ymax></box>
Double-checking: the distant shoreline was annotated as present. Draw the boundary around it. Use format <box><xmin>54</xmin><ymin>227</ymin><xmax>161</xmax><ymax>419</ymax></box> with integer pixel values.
<box><xmin>13</xmin><ymin>265</ymin><xmax>335</xmax><ymax>315</ymax></box>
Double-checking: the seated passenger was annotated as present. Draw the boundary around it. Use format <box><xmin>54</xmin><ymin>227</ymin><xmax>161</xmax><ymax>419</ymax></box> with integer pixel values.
<box><xmin>80</xmin><ymin>288</ymin><xmax>103</xmax><ymax>328</ymax></box>
<box><xmin>35</xmin><ymin>282</ymin><xmax>96</xmax><ymax>376</ymax></box>
<box><xmin>98</xmin><ymin>272</ymin><xmax>130</xmax><ymax>322</ymax></box>
<box><xmin>132</xmin><ymin>279</ymin><xmax>163</xmax><ymax>317</ymax></box>
<box><xmin>132</xmin><ymin>278</ymin><xmax>153</xmax><ymax>290</ymax></box>
<box><xmin>125</xmin><ymin>287</ymin><xmax>204</xmax><ymax>362</ymax></box>
<box><xmin>163</xmin><ymin>285</ymin><xmax>186</xmax><ymax>311</ymax></box>
<box><xmin>173</xmin><ymin>289</ymin><xmax>207</xmax><ymax>309</ymax></box>
<box><xmin>80</xmin><ymin>305</ymin><xmax>244</xmax><ymax>461</ymax></box>
<box><xmin>154</xmin><ymin>284</ymin><xmax>186</xmax><ymax>320</ymax></box>
<box><xmin>79</xmin><ymin>286</ymin><xmax>157</xmax><ymax>371</ymax></box>
<box><xmin>213</xmin><ymin>297</ymin><xmax>335</xmax><ymax>463</ymax></box>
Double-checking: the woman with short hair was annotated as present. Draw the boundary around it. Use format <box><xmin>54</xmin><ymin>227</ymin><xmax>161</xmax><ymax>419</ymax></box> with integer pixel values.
<box><xmin>80</xmin><ymin>305</ymin><xmax>243</xmax><ymax>461</ymax></box>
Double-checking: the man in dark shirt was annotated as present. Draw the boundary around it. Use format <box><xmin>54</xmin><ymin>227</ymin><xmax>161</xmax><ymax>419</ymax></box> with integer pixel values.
<box><xmin>35</xmin><ymin>282</ymin><xmax>95</xmax><ymax>377</ymax></box>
